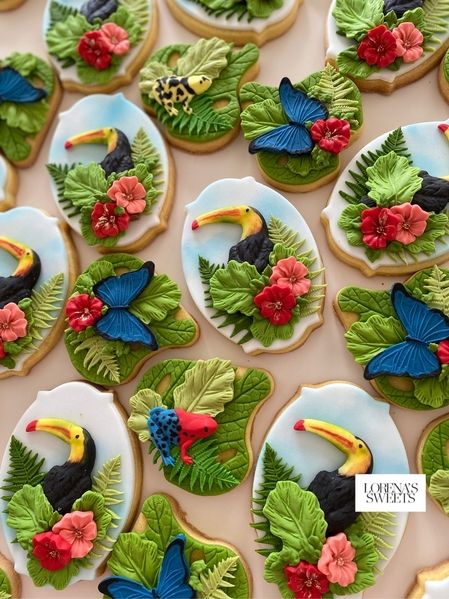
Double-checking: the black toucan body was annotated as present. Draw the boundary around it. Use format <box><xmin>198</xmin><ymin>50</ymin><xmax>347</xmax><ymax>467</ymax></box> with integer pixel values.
<box><xmin>80</xmin><ymin>0</ymin><xmax>119</xmax><ymax>23</ymax></box>
<box><xmin>0</xmin><ymin>237</ymin><xmax>41</xmax><ymax>308</ymax></box>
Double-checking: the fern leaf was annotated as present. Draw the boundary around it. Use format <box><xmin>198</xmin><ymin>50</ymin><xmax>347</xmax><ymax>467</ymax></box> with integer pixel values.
<box><xmin>28</xmin><ymin>273</ymin><xmax>64</xmax><ymax>342</ymax></box>
<box><xmin>423</xmin><ymin>265</ymin><xmax>449</xmax><ymax>316</ymax></box>
<box><xmin>131</xmin><ymin>127</ymin><xmax>161</xmax><ymax>171</ymax></box>
<box><xmin>92</xmin><ymin>456</ymin><xmax>123</xmax><ymax>507</ymax></box>
<box><xmin>48</xmin><ymin>0</ymin><xmax>78</xmax><ymax>28</ymax></box>
<box><xmin>47</xmin><ymin>163</ymin><xmax>80</xmax><ymax>217</ymax></box>
<box><xmin>198</xmin><ymin>557</ymin><xmax>238</xmax><ymax>599</ymax></box>
<box><xmin>268</xmin><ymin>217</ymin><xmax>305</xmax><ymax>251</ymax></box>
<box><xmin>187</xmin><ymin>0</ymin><xmax>248</xmax><ymax>20</ymax></box>
<box><xmin>156</xmin><ymin>95</ymin><xmax>231</xmax><ymax>137</ymax></box>
<box><xmin>74</xmin><ymin>336</ymin><xmax>120</xmax><ymax>384</ymax></box>
<box><xmin>354</xmin><ymin>512</ymin><xmax>397</xmax><ymax>561</ymax></box>
<box><xmin>1</xmin><ymin>436</ymin><xmax>45</xmax><ymax>502</ymax></box>
<box><xmin>119</xmin><ymin>0</ymin><xmax>149</xmax><ymax>30</ymax></box>
<box><xmin>423</xmin><ymin>0</ymin><xmax>449</xmax><ymax>49</ymax></box>
<box><xmin>308</xmin><ymin>64</ymin><xmax>360</xmax><ymax>125</ymax></box>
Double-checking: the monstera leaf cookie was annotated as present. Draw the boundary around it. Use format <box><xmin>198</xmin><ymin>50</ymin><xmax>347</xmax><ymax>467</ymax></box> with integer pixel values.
<box><xmin>0</xmin><ymin>552</ymin><xmax>21</xmax><ymax>598</ymax></box>
<box><xmin>128</xmin><ymin>357</ymin><xmax>273</xmax><ymax>495</ymax></box>
<box><xmin>182</xmin><ymin>177</ymin><xmax>325</xmax><ymax>355</ymax></box>
<box><xmin>0</xmin><ymin>382</ymin><xmax>141</xmax><ymax>590</ymax></box>
<box><xmin>139</xmin><ymin>37</ymin><xmax>259</xmax><ymax>152</ymax></box>
<box><xmin>326</xmin><ymin>0</ymin><xmax>449</xmax><ymax>93</ymax></box>
<box><xmin>43</xmin><ymin>0</ymin><xmax>158</xmax><ymax>93</ymax></box>
<box><xmin>0</xmin><ymin>155</ymin><xmax>17</xmax><ymax>212</ymax></box>
<box><xmin>47</xmin><ymin>94</ymin><xmax>174</xmax><ymax>253</ymax></box>
<box><xmin>240</xmin><ymin>65</ymin><xmax>363</xmax><ymax>192</ymax></box>
<box><xmin>64</xmin><ymin>254</ymin><xmax>198</xmax><ymax>386</ymax></box>
<box><xmin>322</xmin><ymin>121</ymin><xmax>449</xmax><ymax>276</ymax></box>
<box><xmin>253</xmin><ymin>382</ymin><xmax>408</xmax><ymax>598</ymax></box>
<box><xmin>98</xmin><ymin>493</ymin><xmax>251</xmax><ymax>598</ymax></box>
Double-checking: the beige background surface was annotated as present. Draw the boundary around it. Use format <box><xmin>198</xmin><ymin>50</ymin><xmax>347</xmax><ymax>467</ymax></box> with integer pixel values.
<box><xmin>1</xmin><ymin>0</ymin><xmax>448</xmax><ymax>597</ymax></box>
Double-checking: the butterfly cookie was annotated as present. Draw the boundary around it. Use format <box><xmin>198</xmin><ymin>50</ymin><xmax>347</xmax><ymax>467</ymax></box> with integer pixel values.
<box><xmin>240</xmin><ymin>65</ymin><xmax>363</xmax><ymax>192</ymax></box>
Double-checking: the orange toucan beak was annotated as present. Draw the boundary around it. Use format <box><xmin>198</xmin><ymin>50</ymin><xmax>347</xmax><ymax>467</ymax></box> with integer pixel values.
<box><xmin>64</xmin><ymin>127</ymin><xmax>116</xmax><ymax>152</ymax></box>
<box><xmin>26</xmin><ymin>418</ymin><xmax>72</xmax><ymax>444</ymax></box>
<box><xmin>191</xmin><ymin>206</ymin><xmax>246</xmax><ymax>231</ymax></box>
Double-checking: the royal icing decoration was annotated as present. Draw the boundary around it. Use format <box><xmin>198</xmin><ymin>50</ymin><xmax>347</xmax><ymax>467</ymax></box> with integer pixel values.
<box><xmin>419</xmin><ymin>414</ymin><xmax>449</xmax><ymax>518</ymax></box>
<box><xmin>0</xmin><ymin>156</ymin><xmax>16</xmax><ymax>212</ymax></box>
<box><xmin>408</xmin><ymin>561</ymin><xmax>449</xmax><ymax>598</ymax></box>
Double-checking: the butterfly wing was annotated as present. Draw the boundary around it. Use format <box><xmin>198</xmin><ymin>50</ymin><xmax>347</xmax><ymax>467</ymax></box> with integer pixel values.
<box><xmin>156</xmin><ymin>535</ymin><xmax>195</xmax><ymax>599</ymax></box>
<box><xmin>0</xmin><ymin>67</ymin><xmax>47</xmax><ymax>103</ymax></box>
<box><xmin>278</xmin><ymin>77</ymin><xmax>328</xmax><ymax>126</ymax></box>
<box><xmin>94</xmin><ymin>262</ymin><xmax>155</xmax><ymax>308</ymax></box>
<box><xmin>391</xmin><ymin>283</ymin><xmax>449</xmax><ymax>344</ymax></box>
<box><xmin>95</xmin><ymin>308</ymin><xmax>158</xmax><ymax>349</ymax></box>
<box><xmin>364</xmin><ymin>340</ymin><xmax>441</xmax><ymax>379</ymax></box>
<box><xmin>249</xmin><ymin>123</ymin><xmax>313</xmax><ymax>156</ymax></box>
<box><xmin>98</xmin><ymin>576</ymin><xmax>152</xmax><ymax>599</ymax></box>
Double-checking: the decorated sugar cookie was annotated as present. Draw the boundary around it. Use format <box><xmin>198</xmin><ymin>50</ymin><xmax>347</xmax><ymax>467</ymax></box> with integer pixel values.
<box><xmin>43</xmin><ymin>0</ymin><xmax>158</xmax><ymax>94</ymax></box>
<box><xmin>0</xmin><ymin>207</ymin><xmax>76</xmax><ymax>379</ymax></box>
<box><xmin>240</xmin><ymin>65</ymin><xmax>363</xmax><ymax>192</ymax></box>
<box><xmin>139</xmin><ymin>37</ymin><xmax>259</xmax><ymax>153</ymax></box>
<box><xmin>98</xmin><ymin>493</ymin><xmax>251</xmax><ymax>598</ymax></box>
<box><xmin>47</xmin><ymin>94</ymin><xmax>174</xmax><ymax>253</ymax></box>
<box><xmin>182</xmin><ymin>177</ymin><xmax>325</xmax><ymax>355</ymax></box>
<box><xmin>64</xmin><ymin>254</ymin><xmax>199</xmax><ymax>386</ymax></box>
<box><xmin>408</xmin><ymin>560</ymin><xmax>449</xmax><ymax>598</ymax></box>
<box><xmin>326</xmin><ymin>1</ymin><xmax>449</xmax><ymax>94</ymax></box>
<box><xmin>166</xmin><ymin>0</ymin><xmax>302</xmax><ymax>46</ymax></box>
<box><xmin>417</xmin><ymin>414</ymin><xmax>449</xmax><ymax>516</ymax></box>
<box><xmin>0</xmin><ymin>0</ymin><xmax>26</xmax><ymax>11</ymax></box>
<box><xmin>253</xmin><ymin>381</ymin><xmax>408</xmax><ymax>598</ymax></box>
<box><xmin>322</xmin><ymin>121</ymin><xmax>449</xmax><ymax>276</ymax></box>
<box><xmin>128</xmin><ymin>357</ymin><xmax>273</xmax><ymax>495</ymax></box>
<box><xmin>439</xmin><ymin>48</ymin><xmax>449</xmax><ymax>101</ymax></box>
<box><xmin>0</xmin><ymin>552</ymin><xmax>21</xmax><ymax>598</ymax></box>
<box><xmin>0</xmin><ymin>52</ymin><xmax>60</xmax><ymax>167</ymax></box>
<box><xmin>0</xmin><ymin>381</ymin><xmax>141</xmax><ymax>590</ymax></box>
<box><xmin>0</xmin><ymin>156</ymin><xmax>17</xmax><ymax>212</ymax></box>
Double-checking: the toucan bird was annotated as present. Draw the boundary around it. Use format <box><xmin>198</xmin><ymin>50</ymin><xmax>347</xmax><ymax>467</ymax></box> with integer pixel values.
<box><xmin>26</xmin><ymin>418</ymin><xmax>96</xmax><ymax>515</ymax></box>
<box><xmin>80</xmin><ymin>0</ymin><xmax>119</xmax><ymax>23</ymax></box>
<box><xmin>0</xmin><ymin>237</ymin><xmax>41</xmax><ymax>308</ymax></box>
<box><xmin>64</xmin><ymin>127</ymin><xmax>134</xmax><ymax>177</ymax></box>
<box><xmin>383</xmin><ymin>0</ymin><xmax>423</xmax><ymax>17</ymax></box>
<box><xmin>294</xmin><ymin>419</ymin><xmax>373</xmax><ymax>537</ymax></box>
<box><xmin>191</xmin><ymin>205</ymin><xmax>274</xmax><ymax>273</ymax></box>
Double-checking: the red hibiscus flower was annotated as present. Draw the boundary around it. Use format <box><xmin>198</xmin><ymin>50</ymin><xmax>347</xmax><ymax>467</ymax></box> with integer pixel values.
<box><xmin>357</xmin><ymin>25</ymin><xmax>398</xmax><ymax>69</ymax></box>
<box><xmin>254</xmin><ymin>284</ymin><xmax>296</xmax><ymax>325</ymax></box>
<box><xmin>437</xmin><ymin>340</ymin><xmax>449</xmax><ymax>365</ymax></box>
<box><xmin>91</xmin><ymin>202</ymin><xmax>130</xmax><ymax>239</ymax></box>
<box><xmin>284</xmin><ymin>561</ymin><xmax>330</xmax><ymax>599</ymax></box>
<box><xmin>77</xmin><ymin>31</ymin><xmax>112</xmax><ymax>70</ymax></box>
<box><xmin>360</xmin><ymin>207</ymin><xmax>400</xmax><ymax>249</ymax></box>
<box><xmin>32</xmin><ymin>531</ymin><xmax>72</xmax><ymax>571</ymax></box>
<box><xmin>310</xmin><ymin>118</ymin><xmax>351</xmax><ymax>154</ymax></box>
<box><xmin>66</xmin><ymin>294</ymin><xmax>104</xmax><ymax>333</ymax></box>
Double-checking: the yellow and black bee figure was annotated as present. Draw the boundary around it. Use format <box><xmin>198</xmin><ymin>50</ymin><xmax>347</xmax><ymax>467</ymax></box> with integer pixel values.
<box><xmin>149</xmin><ymin>75</ymin><xmax>212</xmax><ymax>117</ymax></box>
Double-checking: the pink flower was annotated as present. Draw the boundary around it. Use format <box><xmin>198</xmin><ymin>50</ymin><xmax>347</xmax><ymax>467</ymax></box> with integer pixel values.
<box><xmin>0</xmin><ymin>302</ymin><xmax>27</xmax><ymax>342</ymax></box>
<box><xmin>99</xmin><ymin>23</ymin><xmax>130</xmax><ymax>56</ymax></box>
<box><xmin>269</xmin><ymin>257</ymin><xmax>311</xmax><ymax>297</ymax></box>
<box><xmin>317</xmin><ymin>533</ymin><xmax>357</xmax><ymax>587</ymax></box>
<box><xmin>390</xmin><ymin>203</ymin><xmax>429</xmax><ymax>245</ymax></box>
<box><xmin>52</xmin><ymin>511</ymin><xmax>97</xmax><ymax>559</ymax></box>
<box><xmin>437</xmin><ymin>340</ymin><xmax>449</xmax><ymax>364</ymax></box>
<box><xmin>107</xmin><ymin>176</ymin><xmax>147</xmax><ymax>215</ymax></box>
<box><xmin>393</xmin><ymin>22</ymin><xmax>424</xmax><ymax>63</ymax></box>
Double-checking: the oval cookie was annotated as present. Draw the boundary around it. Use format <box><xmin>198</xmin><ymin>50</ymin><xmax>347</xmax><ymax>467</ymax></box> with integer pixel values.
<box><xmin>0</xmin><ymin>156</ymin><xmax>17</xmax><ymax>212</ymax></box>
<box><xmin>417</xmin><ymin>414</ymin><xmax>449</xmax><ymax>517</ymax></box>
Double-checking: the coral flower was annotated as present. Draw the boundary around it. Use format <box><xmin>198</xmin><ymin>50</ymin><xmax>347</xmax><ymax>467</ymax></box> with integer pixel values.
<box><xmin>0</xmin><ymin>302</ymin><xmax>27</xmax><ymax>342</ymax></box>
<box><xmin>437</xmin><ymin>340</ymin><xmax>449</xmax><ymax>364</ymax></box>
<box><xmin>357</xmin><ymin>25</ymin><xmax>398</xmax><ymax>68</ymax></box>
<box><xmin>310</xmin><ymin>118</ymin><xmax>351</xmax><ymax>154</ymax></box>
<box><xmin>77</xmin><ymin>31</ymin><xmax>112</xmax><ymax>70</ymax></box>
<box><xmin>393</xmin><ymin>22</ymin><xmax>424</xmax><ymax>63</ymax></box>
<box><xmin>317</xmin><ymin>533</ymin><xmax>358</xmax><ymax>587</ymax></box>
<box><xmin>66</xmin><ymin>294</ymin><xmax>104</xmax><ymax>333</ymax></box>
<box><xmin>360</xmin><ymin>207</ymin><xmax>400</xmax><ymax>249</ymax></box>
<box><xmin>91</xmin><ymin>202</ymin><xmax>130</xmax><ymax>239</ymax></box>
<box><xmin>390</xmin><ymin>203</ymin><xmax>429</xmax><ymax>245</ymax></box>
<box><xmin>254</xmin><ymin>284</ymin><xmax>296</xmax><ymax>325</ymax></box>
<box><xmin>53</xmin><ymin>511</ymin><xmax>97</xmax><ymax>559</ymax></box>
<box><xmin>284</xmin><ymin>561</ymin><xmax>330</xmax><ymax>599</ymax></box>
<box><xmin>269</xmin><ymin>257</ymin><xmax>311</xmax><ymax>297</ymax></box>
<box><xmin>32</xmin><ymin>531</ymin><xmax>72</xmax><ymax>571</ymax></box>
<box><xmin>99</xmin><ymin>23</ymin><xmax>130</xmax><ymax>56</ymax></box>
<box><xmin>107</xmin><ymin>176</ymin><xmax>147</xmax><ymax>215</ymax></box>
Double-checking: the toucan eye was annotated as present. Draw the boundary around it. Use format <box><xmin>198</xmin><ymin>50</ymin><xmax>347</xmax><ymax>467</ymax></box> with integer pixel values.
<box><xmin>358</xmin><ymin>443</ymin><xmax>363</xmax><ymax>448</ymax></box>
<box><xmin>75</xmin><ymin>434</ymin><xmax>80</xmax><ymax>439</ymax></box>
<box><xmin>246</xmin><ymin>208</ymin><xmax>249</xmax><ymax>213</ymax></box>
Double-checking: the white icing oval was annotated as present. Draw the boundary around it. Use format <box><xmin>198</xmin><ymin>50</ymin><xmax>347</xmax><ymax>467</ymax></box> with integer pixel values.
<box><xmin>424</xmin><ymin>576</ymin><xmax>449</xmax><ymax>599</ymax></box>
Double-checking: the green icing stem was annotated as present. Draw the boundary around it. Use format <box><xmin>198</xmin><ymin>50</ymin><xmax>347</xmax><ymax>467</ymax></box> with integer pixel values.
<box><xmin>420</xmin><ymin>418</ymin><xmax>449</xmax><ymax>484</ymax></box>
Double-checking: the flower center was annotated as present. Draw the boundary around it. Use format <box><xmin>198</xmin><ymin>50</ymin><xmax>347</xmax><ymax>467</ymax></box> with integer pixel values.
<box><xmin>377</xmin><ymin>44</ymin><xmax>385</xmax><ymax>53</ymax></box>
<box><xmin>269</xmin><ymin>301</ymin><xmax>284</xmax><ymax>311</ymax></box>
<box><xmin>337</xmin><ymin>556</ymin><xmax>345</xmax><ymax>566</ymax></box>
<box><xmin>0</xmin><ymin>323</ymin><xmax>9</xmax><ymax>330</ymax></box>
<box><xmin>74</xmin><ymin>529</ymin><xmax>84</xmax><ymax>539</ymax></box>
<box><xmin>289</xmin><ymin>275</ymin><xmax>298</xmax><ymax>284</ymax></box>
<box><xmin>49</xmin><ymin>550</ymin><xmax>59</xmax><ymax>559</ymax></box>
<box><xmin>402</xmin><ymin>221</ymin><xmax>410</xmax><ymax>230</ymax></box>
<box><xmin>96</xmin><ymin>214</ymin><xmax>116</xmax><ymax>228</ymax></box>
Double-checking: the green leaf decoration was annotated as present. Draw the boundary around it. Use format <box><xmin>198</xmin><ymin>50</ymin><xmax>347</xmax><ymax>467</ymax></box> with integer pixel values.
<box><xmin>429</xmin><ymin>469</ymin><xmax>449</xmax><ymax>513</ymax></box>
<box><xmin>347</xmin><ymin>512</ymin><xmax>396</xmax><ymax>562</ymax></box>
<box><xmin>263</xmin><ymin>547</ymin><xmax>297</xmax><ymax>598</ymax></box>
<box><xmin>76</xmin><ymin>58</ymin><xmax>121</xmax><ymax>86</ymax></box>
<box><xmin>247</xmin><ymin>0</ymin><xmax>283</xmax><ymax>18</ymax></box>
<box><xmin>333</xmin><ymin>0</ymin><xmax>385</xmax><ymax>40</ymax></box>
<box><xmin>173</xmin><ymin>358</ymin><xmax>235</xmax><ymax>417</ymax></box>
<box><xmin>336</xmin><ymin>46</ymin><xmax>379</xmax><ymax>79</ymax></box>
<box><xmin>108</xmin><ymin>6</ymin><xmax>142</xmax><ymax>45</ymax></box>
<box><xmin>421</xmin><ymin>418</ymin><xmax>449</xmax><ymax>484</ymax></box>
<box><xmin>330</xmin><ymin>532</ymin><xmax>378</xmax><ymax>594</ymax></box>
<box><xmin>209</xmin><ymin>261</ymin><xmax>263</xmax><ymax>316</ymax></box>
<box><xmin>46</xmin><ymin>14</ymin><xmax>90</xmax><ymax>60</ymax></box>
<box><xmin>129</xmin><ymin>274</ymin><xmax>182</xmax><ymax>324</ymax></box>
<box><xmin>194</xmin><ymin>556</ymin><xmax>238</xmax><ymax>599</ymax></box>
<box><xmin>131</xmin><ymin>127</ymin><xmax>162</xmax><ymax>175</ymax></box>
<box><xmin>422</xmin><ymin>265</ymin><xmax>449</xmax><ymax>316</ymax></box>
<box><xmin>47</xmin><ymin>163</ymin><xmax>81</xmax><ymax>216</ymax></box>
<box><xmin>7</xmin><ymin>484</ymin><xmax>60</xmax><ymax>550</ymax></box>
<box><xmin>128</xmin><ymin>389</ymin><xmax>165</xmax><ymax>442</ymax></box>
<box><xmin>267</xmin><ymin>217</ymin><xmax>305</xmax><ymax>253</ymax></box>
<box><xmin>0</xmin><ymin>99</ymin><xmax>48</xmax><ymax>135</ymax></box>
<box><xmin>337</xmin><ymin>286</ymin><xmax>395</xmax><ymax>322</ymax></box>
<box><xmin>0</xmin><ymin>122</ymin><xmax>31</xmax><ymax>162</ymax></box>
<box><xmin>139</xmin><ymin>61</ymin><xmax>174</xmax><ymax>87</ymax></box>
<box><xmin>366</xmin><ymin>152</ymin><xmax>422</xmax><ymax>205</ymax></box>
<box><xmin>72</xmin><ymin>490</ymin><xmax>113</xmax><ymax>542</ymax></box>
<box><xmin>119</xmin><ymin>0</ymin><xmax>149</xmax><ymax>31</ymax></box>
<box><xmin>108</xmin><ymin>532</ymin><xmax>161</xmax><ymax>588</ymax></box>
<box><xmin>27</xmin><ymin>555</ymin><xmax>81</xmax><ymax>590</ymax></box>
<box><xmin>423</xmin><ymin>0</ymin><xmax>449</xmax><ymax>49</ymax></box>
<box><xmin>91</xmin><ymin>456</ymin><xmax>123</xmax><ymax>507</ymax></box>
<box><xmin>63</xmin><ymin>163</ymin><xmax>108</xmax><ymax>208</ymax></box>
<box><xmin>176</xmin><ymin>37</ymin><xmax>230</xmax><ymax>79</ymax></box>
<box><xmin>0</xmin><ymin>569</ymin><xmax>11</xmax><ymax>599</ymax></box>
<box><xmin>186</xmin><ymin>0</ymin><xmax>249</xmax><ymax>21</ymax></box>
<box><xmin>150</xmin><ymin>314</ymin><xmax>198</xmax><ymax>348</ymax></box>
<box><xmin>73</xmin><ymin>334</ymin><xmax>121</xmax><ymax>384</ymax></box>
<box><xmin>414</xmin><ymin>377</ymin><xmax>449</xmax><ymax>408</ymax></box>
<box><xmin>48</xmin><ymin>1</ymin><xmax>79</xmax><ymax>27</ymax></box>
<box><xmin>240</xmin><ymin>98</ymin><xmax>287</xmax><ymax>141</ymax></box>
<box><xmin>240</xmin><ymin>81</ymin><xmax>279</xmax><ymax>105</ymax></box>
<box><xmin>27</xmin><ymin>273</ymin><xmax>64</xmax><ymax>342</ymax></box>
<box><xmin>1</xmin><ymin>436</ymin><xmax>45</xmax><ymax>502</ymax></box>
<box><xmin>344</xmin><ymin>315</ymin><xmax>405</xmax><ymax>365</ymax></box>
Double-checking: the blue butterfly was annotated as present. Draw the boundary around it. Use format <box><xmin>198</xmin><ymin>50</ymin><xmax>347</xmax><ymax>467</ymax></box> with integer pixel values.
<box><xmin>98</xmin><ymin>534</ymin><xmax>195</xmax><ymax>599</ymax></box>
<box><xmin>94</xmin><ymin>261</ymin><xmax>158</xmax><ymax>349</ymax></box>
<box><xmin>0</xmin><ymin>67</ymin><xmax>47</xmax><ymax>103</ymax></box>
<box><xmin>364</xmin><ymin>283</ymin><xmax>449</xmax><ymax>380</ymax></box>
<box><xmin>249</xmin><ymin>77</ymin><xmax>328</xmax><ymax>156</ymax></box>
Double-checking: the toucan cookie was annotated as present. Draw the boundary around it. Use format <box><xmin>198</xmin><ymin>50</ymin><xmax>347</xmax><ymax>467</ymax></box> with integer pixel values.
<box><xmin>182</xmin><ymin>177</ymin><xmax>325</xmax><ymax>355</ymax></box>
<box><xmin>240</xmin><ymin>65</ymin><xmax>363</xmax><ymax>192</ymax></box>
<box><xmin>326</xmin><ymin>1</ymin><xmax>449</xmax><ymax>94</ymax></box>
<box><xmin>43</xmin><ymin>0</ymin><xmax>158</xmax><ymax>93</ymax></box>
<box><xmin>408</xmin><ymin>560</ymin><xmax>449</xmax><ymax>598</ymax></box>
<box><xmin>335</xmin><ymin>266</ymin><xmax>449</xmax><ymax>410</ymax></box>
<box><xmin>139</xmin><ymin>37</ymin><xmax>259</xmax><ymax>153</ymax></box>
<box><xmin>0</xmin><ymin>207</ymin><xmax>77</xmax><ymax>379</ymax></box>
<box><xmin>0</xmin><ymin>52</ymin><xmax>60</xmax><ymax>167</ymax></box>
<box><xmin>322</xmin><ymin>121</ymin><xmax>449</xmax><ymax>276</ymax></box>
<box><xmin>417</xmin><ymin>414</ymin><xmax>449</xmax><ymax>516</ymax></box>
<box><xmin>438</xmin><ymin>48</ymin><xmax>449</xmax><ymax>101</ymax></box>
<box><xmin>128</xmin><ymin>357</ymin><xmax>273</xmax><ymax>495</ymax></box>
<box><xmin>0</xmin><ymin>552</ymin><xmax>21</xmax><ymax>598</ymax></box>
<box><xmin>0</xmin><ymin>156</ymin><xmax>17</xmax><ymax>212</ymax></box>
<box><xmin>0</xmin><ymin>381</ymin><xmax>141</xmax><ymax>590</ymax></box>
<box><xmin>98</xmin><ymin>493</ymin><xmax>251</xmax><ymax>598</ymax></box>
<box><xmin>47</xmin><ymin>93</ymin><xmax>174</xmax><ymax>253</ymax></box>
<box><xmin>64</xmin><ymin>254</ymin><xmax>199</xmax><ymax>386</ymax></box>
<box><xmin>253</xmin><ymin>381</ymin><xmax>408</xmax><ymax>598</ymax></box>
<box><xmin>166</xmin><ymin>0</ymin><xmax>302</xmax><ymax>46</ymax></box>
<box><xmin>0</xmin><ymin>0</ymin><xmax>26</xmax><ymax>11</ymax></box>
